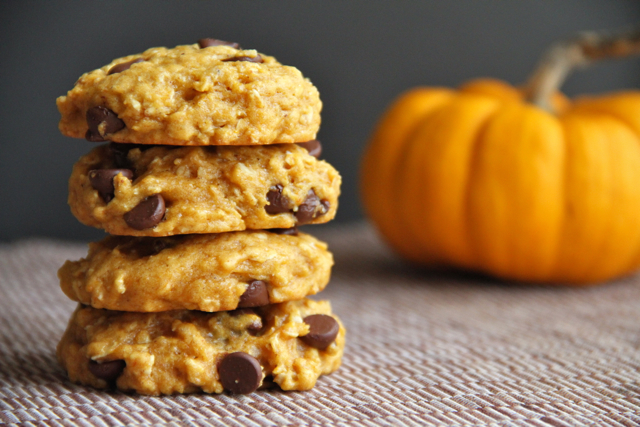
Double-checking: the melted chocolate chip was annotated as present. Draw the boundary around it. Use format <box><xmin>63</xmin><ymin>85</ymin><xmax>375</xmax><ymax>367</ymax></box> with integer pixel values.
<box><xmin>119</xmin><ymin>238</ymin><xmax>174</xmax><ymax>258</ymax></box>
<box><xmin>238</xmin><ymin>280</ymin><xmax>269</xmax><ymax>308</ymax></box>
<box><xmin>268</xmin><ymin>227</ymin><xmax>299</xmax><ymax>236</ymax></box>
<box><xmin>109</xmin><ymin>143</ymin><xmax>131</xmax><ymax>167</ymax></box>
<box><xmin>295</xmin><ymin>190</ymin><xmax>329</xmax><ymax>224</ymax></box>
<box><xmin>300</xmin><ymin>314</ymin><xmax>339</xmax><ymax>350</ymax></box>
<box><xmin>89</xmin><ymin>169</ymin><xmax>133</xmax><ymax>203</ymax></box>
<box><xmin>297</xmin><ymin>140</ymin><xmax>322</xmax><ymax>158</ymax></box>
<box><xmin>265</xmin><ymin>185</ymin><xmax>291</xmax><ymax>214</ymax></box>
<box><xmin>222</xmin><ymin>55</ymin><xmax>263</xmax><ymax>63</ymax></box>
<box><xmin>149</xmin><ymin>239</ymin><xmax>171</xmax><ymax>255</ymax></box>
<box><xmin>321</xmin><ymin>199</ymin><xmax>331</xmax><ymax>214</ymax></box>
<box><xmin>88</xmin><ymin>359</ymin><xmax>126</xmax><ymax>382</ymax></box>
<box><xmin>230</xmin><ymin>308</ymin><xmax>264</xmax><ymax>335</ymax></box>
<box><xmin>124</xmin><ymin>194</ymin><xmax>166</xmax><ymax>230</ymax></box>
<box><xmin>108</xmin><ymin>58</ymin><xmax>144</xmax><ymax>75</ymax></box>
<box><xmin>247</xmin><ymin>319</ymin><xmax>263</xmax><ymax>335</ymax></box>
<box><xmin>86</xmin><ymin>106</ymin><xmax>125</xmax><ymax>142</ymax></box>
<box><xmin>230</xmin><ymin>308</ymin><xmax>256</xmax><ymax>316</ymax></box>
<box><xmin>108</xmin><ymin>142</ymin><xmax>154</xmax><ymax>168</ymax></box>
<box><xmin>258</xmin><ymin>375</ymin><xmax>278</xmax><ymax>390</ymax></box>
<box><xmin>218</xmin><ymin>352</ymin><xmax>262</xmax><ymax>394</ymax></box>
<box><xmin>86</xmin><ymin>129</ymin><xmax>106</xmax><ymax>142</ymax></box>
<box><xmin>198</xmin><ymin>38</ymin><xmax>240</xmax><ymax>49</ymax></box>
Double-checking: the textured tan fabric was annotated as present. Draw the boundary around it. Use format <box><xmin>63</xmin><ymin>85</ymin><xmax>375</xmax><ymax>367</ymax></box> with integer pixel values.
<box><xmin>2</xmin><ymin>224</ymin><xmax>640</xmax><ymax>426</ymax></box>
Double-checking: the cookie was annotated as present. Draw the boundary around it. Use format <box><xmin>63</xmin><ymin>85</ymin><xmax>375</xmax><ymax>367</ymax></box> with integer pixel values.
<box><xmin>68</xmin><ymin>142</ymin><xmax>340</xmax><ymax>236</ymax></box>
<box><xmin>57</xmin><ymin>43</ymin><xmax>321</xmax><ymax>146</ymax></box>
<box><xmin>57</xmin><ymin>299</ymin><xmax>345</xmax><ymax>395</ymax></box>
<box><xmin>58</xmin><ymin>230</ymin><xmax>333</xmax><ymax>312</ymax></box>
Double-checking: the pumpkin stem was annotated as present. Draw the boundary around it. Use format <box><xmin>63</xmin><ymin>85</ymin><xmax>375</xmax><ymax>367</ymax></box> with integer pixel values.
<box><xmin>524</xmin><ymin>26</ymin><xmax>640</xmax><ymax>111</ymax></box>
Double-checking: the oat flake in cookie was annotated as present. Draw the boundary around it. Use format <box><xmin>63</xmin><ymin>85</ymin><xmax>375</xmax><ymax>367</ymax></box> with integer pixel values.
<box><xmin>57</xmin><ymin>299</ymin><xmax>345</xmax><ymax>395</ymax></box>
<box><xmin>57</xmin><ymin>43</ymin><xmax>322</xmax><ymax>146</ymax></box>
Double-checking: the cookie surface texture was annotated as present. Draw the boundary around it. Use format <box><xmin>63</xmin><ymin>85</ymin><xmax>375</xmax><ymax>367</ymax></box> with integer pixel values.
<box><xmin>68</xmin><ymin>143</ymin><xmax>340</xmax><ymax>236</ymax></box>
<box><xmin>57</xmin><ymin>299</ymin><xmax>345</xmax><ymax>395</ymax></box>
<box><xmin>57</xmin><ymin>44</ymin><xmax>322</xmax><ymax>145</ymax></box>
<box><xmin>59</xmin><ymin>231</ymin><xmax>333</xmax><ymax>312</ymax></box>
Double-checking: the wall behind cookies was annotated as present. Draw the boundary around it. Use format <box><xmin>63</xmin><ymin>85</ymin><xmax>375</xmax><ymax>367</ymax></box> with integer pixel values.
<box><xmin>1</xmin><ymin>0</ymin><xmax>639</xmax><ymax>241</ymax></box>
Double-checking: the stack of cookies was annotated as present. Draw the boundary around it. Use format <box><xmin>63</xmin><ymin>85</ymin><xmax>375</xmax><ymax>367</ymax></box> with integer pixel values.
<box><xmin>54</xmin><ymin>39</ymin><xmax>344</xmax><ymax>395</ymax></box>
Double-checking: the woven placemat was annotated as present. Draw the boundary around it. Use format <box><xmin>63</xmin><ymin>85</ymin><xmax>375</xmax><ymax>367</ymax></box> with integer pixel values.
<box><xmin>1</xmin><ymin>224</ymin><xmax>640</xmax><ymax>426</ymax></box>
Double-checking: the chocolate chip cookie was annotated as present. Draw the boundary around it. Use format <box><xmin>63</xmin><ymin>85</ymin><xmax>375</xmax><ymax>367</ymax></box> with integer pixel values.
<box><xmin>57</xmin><ymin>299</ymin><xmax>345</xmax><ymax>395</ymax></box>
<box><xmin>68</xmin><ymin>142</ymin><xmax>340</xmax><ymax>236</ymax></box>
<box><xmin>59</xmin><ymin>230</ymin><xmax>333</xmax><ymax>312</ymax></box>
<box><xmin>57</xmin><ymin>43</ymin><xmax>322</xmax><ymax>146</ymax></box>
<box><xmin>55</xmin><ymin>38</ymin><xmax>345</xmax><ymax>396</ymax></box>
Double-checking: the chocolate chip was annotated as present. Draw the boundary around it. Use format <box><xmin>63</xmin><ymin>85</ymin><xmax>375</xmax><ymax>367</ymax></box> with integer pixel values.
<box><xmin>297</xmin><ymin>140</ymin><xmax>322</xmax><ymax>158</ymax></box>
<box><xmin>107</xmin><ymin>58</ymin><xmax>144</xmax><ymax>75</ymax></box>
<box><xmin>230</xmin><ymin>308</ymin><xmax>256</xmax><ymax>317</ymax></box>
<box><xmin>117</xmin><ymin>237</ymin><xmax>178</xmax><ymax>258</ymax></box>
<box><xmin>265</xmin><ymin>184</ymin><xmax>291</xmax><ymax>214</ymax></box>
<box><xmin>198</xmin><ymin>38</ymin><xmax>240</xmax><ymax>49</ymax></box>
<box><xmin>128</xmin><ymin>238</ymin><xmax>173</xmax><ymax>258</ymax></box>
<box><xmin>86</xmin><ymin>106</ymin><xmax>125</xmax><ymax>142</ymax></box>
<box><xmin>86</xmin><ymin>129</ymin><xmax>105</xmax><ymax>142</ymax></box>
<box><xmin>268</xmin><ymin>227</ymin><xmax>299</xmax><ymax>236</ymax></box>
<box><xmin>218</xmin><ymin>352</ymin><xmax>262</xmax><ymax>394</ymax></box>
<box><xmin>300</xmin><ymin>315</ymin><xmax>339</xmax><ymax>350</ymax></box>
<box><xmin>247</xmin><ymin>319</ymin><xmax>263</xmax><ymax>335</ymax></box>
<box><xmin>295</xmin><ymin>190</ymin><xmax>329</xmax><ymax>224</ymax></box>
<box><xmin>230</xmin><ymin>308</ymin><xmax>263</xmax><ymax>335</ymax></box>
<box><xmin>108</xmin><ymin>142</ymin><xmax>154</xmax><ymax>168</ymax></box>
<box><xmin>109</xmin><ymin>143</ymin><xmax>131</xmax><ymax>167</ymax></box>
<box><xmin>89</xmin><ymin>169</ymin><xmax>133</xmax><ymax>203</ymax></box>
<box><xmin>258</xmin><ymin>375</ymin><xmax>278</xmax><ymax>390</ymax></box>
<box><xmin>88</xmin><ymin>359</ymin><xmax>126</xmax><ymax>381</ymax></box>
<box><xmin>238</xmin><ymin>280</ymin><xmax>269</xmax><ymax>308</ymax></box>
<box><xmin>150</xmin><ymin>239</ymin><xmax>170</xmax><ymax>255</ymax></box>
<box><xmin>124</xmin><ymin>194</ymin><xmax>166</xmax><ymax>230</ymax></box>
<box><xmin>222</xmin><ymin>55</ymin><xmax>263</xmax><ymax>63</ymax></box>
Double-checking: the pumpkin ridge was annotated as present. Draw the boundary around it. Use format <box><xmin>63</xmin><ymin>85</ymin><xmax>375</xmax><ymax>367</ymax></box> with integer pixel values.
<box><xmin>550</xmin><ymin>116</ymin><xmax>578</xmax><ymax>283</ymax></box>
<box><xmin>411</xmin><ymin>93</ymin><xmax>502</xmax><ymax>268</ymax></box>
<box><xmin>466</xmin><ymin>103</ymin><xmax>565</xmax><ymax>280</ymax></box>
<box><xmin>622</xmin><ymin>158</ymin><xmax>640</xmax><ymax>277</ymax></box>
<box><xmin>556</xmin><ymin>114</ymin><xmax>614</xmax><ymax>282</ymax></box>
<box><xmin>580</xmin><ymin>116</ymin><xmax>640</xmax><ymax>281</ymax></box>
<box><xmin>554</xmin><ymin>113</ymin><xmax>640</xmax><ymax>283</ymax></box>
<box><xmin>360</xmin><ymin>88</ymin><xmax>454</xmax><ymax>261</ymax></box>
<box><xmin>460</xmin><ymin>102</ymin><xmax>504</xmax><ymax>272</ymax></box>
<box><xmin>511</xmin><ymin>105</ymin><xmax>565</xmax><ymax>278</ymax></box>
<box><xmin>394</xmin><ymin>99</ymin><xmax>457</xmax><ymax>262</ymax></box>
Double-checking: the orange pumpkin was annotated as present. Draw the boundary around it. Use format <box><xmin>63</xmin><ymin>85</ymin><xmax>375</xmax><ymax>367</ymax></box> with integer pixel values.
<box><xmin>361</xmin><ymin>28</ymin><xmax>640</xmax><ymax>284</ymax></box>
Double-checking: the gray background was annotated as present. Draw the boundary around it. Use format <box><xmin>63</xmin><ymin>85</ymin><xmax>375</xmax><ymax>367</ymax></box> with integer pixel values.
<box><xmin>1</xmin><ymin>0</ymin><xmax>639</xmax><ymax>242</ymax></box>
